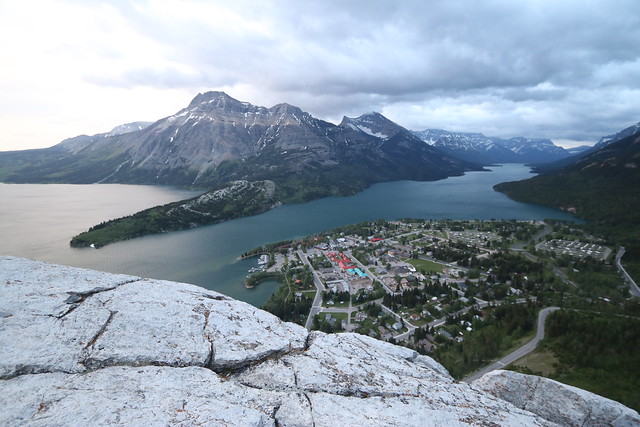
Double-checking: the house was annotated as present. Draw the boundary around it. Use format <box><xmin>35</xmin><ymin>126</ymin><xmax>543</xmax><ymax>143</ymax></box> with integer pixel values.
<box><xmin>354</xmin><ymin>311</ymin><xmax>368</xmax><ymax>322</ymax></box>
<box><xmin>438</xmin><ymin>330</ymin><xmax>453</xmax><ymax>340</ymax></box>
<box><xmin>350</xmin><ymin>277</ymin><xmax>373</xmax><ymax>293</ymax></box>
<box><xmin>382</xmin><ymin>276</ymin><xmax>399</xmax><ymax>292</ymax></box>
<box><xmin>509</xmin><ymin>287</ymin><xmax>523</xmax><ymax>296</ymax></box>
<box><xmin>390</xmin><ymin>265</ymin><xmax>411</xmax><ymax>275</ymax></box>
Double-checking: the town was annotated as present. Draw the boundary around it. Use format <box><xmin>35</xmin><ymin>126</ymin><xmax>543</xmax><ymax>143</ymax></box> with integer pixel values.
<box><xmin>247</xmin><ymin>218</ymin><xmax>633</xmax><ymax>379</ymax></box>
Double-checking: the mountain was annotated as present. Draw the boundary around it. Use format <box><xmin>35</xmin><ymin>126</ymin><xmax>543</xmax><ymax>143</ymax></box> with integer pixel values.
<box><xmin>2</xmin><ymin>256</ymin><xmax>638</xmax><ymax>425</ymax></box>
<box><xmin>413</xmin><ymin>129</ymin><xmax>520</xmax><ymax>164</ymax></box>
<box><xmin>54</xmin><ymin>121</ymin><xmax>153</xmax><ymax>154</ymax></box>
<box><xmin>592</xmin><ymin>121</ymin><xmax>640</xmax><ymax>151</ymax></box>
<box><xmin>495</xmin><ymin>129</ymin><xmax>640</xmax><ymax>240</ymax></box>
<box><xmin>105</xmin><ymin>121</ymin><xmax>154</xmax><ymax>136</ymax></box>
<box><xmin>497</xmin><ymin>137</ymin><xmax>570</xmax><ymax>163</ymax></box>
<box><xmin>413</xmin><ymin>129</ymin><xmax>571</xmax><ymax>164</ymax></box>
<box><xmin>338</xmin><ymin>112</ymin><xmax>479</xmax><ymax>177</ymax></box>
<box><xmin>0</xmin><ymin>92</ymin><xmax>480</xmax><ymax>202</ymax></box>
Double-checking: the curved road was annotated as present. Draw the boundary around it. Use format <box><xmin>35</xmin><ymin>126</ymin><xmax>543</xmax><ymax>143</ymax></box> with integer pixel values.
<box><xmin>616</xmin><ymin>247</ymin><xmax>640</xmax><ymax>298</ymax></box>
<box><xmin>463</xmin><ymin>306</ymin><xmax>560</xmax><ymax>383</ymax></box>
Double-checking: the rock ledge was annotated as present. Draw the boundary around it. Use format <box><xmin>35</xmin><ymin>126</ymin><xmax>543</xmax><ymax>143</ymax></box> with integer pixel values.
<box><xmin>1</xmin><ymin>256</ymin><xmax>638</xmax><ymax>426</ymax></box>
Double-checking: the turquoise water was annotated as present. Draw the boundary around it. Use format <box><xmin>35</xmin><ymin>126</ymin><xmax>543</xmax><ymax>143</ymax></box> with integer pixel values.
<box><xmin>0</xmin><ymin>164</ymin><xmax>577</xmax><ymax>306</ymax></box>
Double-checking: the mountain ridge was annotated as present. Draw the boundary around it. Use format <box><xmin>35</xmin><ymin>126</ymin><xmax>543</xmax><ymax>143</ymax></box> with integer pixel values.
<box><xmin>413</xmin><ymin>128</ymin><xmax>571</xmax><ymax>164</ymax></box>
<box><xmin>0</xmin><ymin>92</ymin><xmax>480</xmax><ymax>199</ymax></box>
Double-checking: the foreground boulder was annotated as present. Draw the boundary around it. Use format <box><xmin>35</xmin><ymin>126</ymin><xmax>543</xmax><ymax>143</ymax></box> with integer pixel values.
<box><xmin>474</xmin><ymin>370</ymin><xmax>640</xmax><ymax>427</ymax></box>
<box><xmin>1</xmin><ymin>256</ymin><xmax>638</xmax><ymax>426</ymax></box>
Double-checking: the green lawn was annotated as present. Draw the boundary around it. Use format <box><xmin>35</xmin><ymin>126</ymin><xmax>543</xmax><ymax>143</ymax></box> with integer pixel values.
<box><xmin>509</xmin><ymin>348</ymin><xmax>559</xmax><ymax>377</ymax></box>
<box><xmin>407</xmin><ymin>258</ymin><xmax>444</xmax><ymax>273</ymax></box>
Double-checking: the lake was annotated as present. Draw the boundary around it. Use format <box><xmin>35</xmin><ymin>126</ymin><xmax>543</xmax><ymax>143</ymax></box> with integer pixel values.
<box><xmin>0</xmin><ymin>164</ymin><xmax>577</xmax><ymax>306</ymax></box>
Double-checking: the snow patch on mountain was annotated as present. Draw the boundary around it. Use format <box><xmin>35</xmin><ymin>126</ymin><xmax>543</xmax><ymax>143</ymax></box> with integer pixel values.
<box><xmin>413</xmin><ymin>129</ymin><xmax>570</xmax><ymax>164</ymax></box>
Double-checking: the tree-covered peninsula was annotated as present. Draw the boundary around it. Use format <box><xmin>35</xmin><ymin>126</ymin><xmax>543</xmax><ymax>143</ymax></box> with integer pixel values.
<box><xmin>70</xmin><ymin>180</ymin><xmax>277</xmax><ymax>248</ymax></box>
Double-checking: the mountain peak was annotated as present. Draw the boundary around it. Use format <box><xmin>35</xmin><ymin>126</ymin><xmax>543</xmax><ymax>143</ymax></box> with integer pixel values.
<box><xmin>358</xmin><ymin>111</ymin><xmax>384</xmax><ymax>118</ymax></box>
<box><xmin>269</xmin><ymin>102</ymin><xmax>304</xmax><ymax>116</ymax></box>
<box><xmin>187</xmin><ymin>91</ymin><xmax>243</xmax><ymax>110</ymax></box>
<box><xmin>339</xmin><ymin>112</ymin><xmax>402</xmax><ymax>140</ymax></box>
<box><xmin>346</xmin><ymin>111</ymin><xmax>387</xmax><ymax>123</ymax></box>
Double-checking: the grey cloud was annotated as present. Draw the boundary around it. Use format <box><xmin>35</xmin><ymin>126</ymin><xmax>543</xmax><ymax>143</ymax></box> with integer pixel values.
<box><xmin>89</xmin><ymin>0</ymin><xmax>640</xmax><ymax>142</ymax></box>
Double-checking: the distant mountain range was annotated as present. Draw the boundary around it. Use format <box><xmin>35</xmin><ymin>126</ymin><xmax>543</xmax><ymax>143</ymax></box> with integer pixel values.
<box><xmin>0</xmin><ymin>91</ymin><xmax>584</xmax><ymax>193</ymax></box>
<box><xmin>0</xmin><ymin>92</ymin><xmax>481</xmax><ymax>202</ymax></box>
<box><xmin>413</xmin><ymin>129</ymin><xmax>572</xmax><ymax>164</ymax></box>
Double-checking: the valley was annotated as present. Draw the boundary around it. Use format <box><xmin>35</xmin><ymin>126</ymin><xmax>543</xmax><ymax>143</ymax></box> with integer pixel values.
<box><xmin>3</xmin><ymin>2</ymin><xmax>640</xmax><ymax>423</ymax></box>
<box><xmin>1</xmin><ymin>90</ymin><xmax>639</xmax><ymax>417</ymax></box>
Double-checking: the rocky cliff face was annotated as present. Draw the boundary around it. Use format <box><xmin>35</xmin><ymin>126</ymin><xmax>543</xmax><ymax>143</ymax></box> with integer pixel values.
<box><xmin>1</xmin><ymin>256</ymin><xmax>638</xmax><ymax>426</ymax></box>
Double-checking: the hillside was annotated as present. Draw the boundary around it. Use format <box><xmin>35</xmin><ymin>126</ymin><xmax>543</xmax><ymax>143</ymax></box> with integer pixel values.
<box><xmin>495</xmin><ymin>132</ymin><xmax>640</xmax><ymax>242</ymax></box>
<box><xmin>2</xmin><ymin>256</ymin><xmax>638</xmax><ymax>425</ymax></box>
<box><xmin>0</xmin><ymin>92</ymin><xmax>479</xmax><ymax>202</ymax></box>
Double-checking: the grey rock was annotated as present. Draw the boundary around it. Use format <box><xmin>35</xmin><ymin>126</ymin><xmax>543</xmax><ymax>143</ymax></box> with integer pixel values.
<box><xmin>473</xmin><ymin>370</ymin><xmax>640</xmax><ymax>426</ymax></box>
<box><xmin>1</xmin><ymin>256</ymin><xmax>637</xmax><ymax>426</ymax></box>
<box><xmin>1</xmin><ymin>366</ymin><xmax>280</xmax><ymax>426</ymax></box>
<box><xmin>0</xmin><ymin>256</ymin><xmax>306</xmax><ymax>378</ymax></box>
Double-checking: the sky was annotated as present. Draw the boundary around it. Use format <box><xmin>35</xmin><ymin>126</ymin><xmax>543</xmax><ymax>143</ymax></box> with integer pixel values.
<box><xmin>1</xmin><ymin>0</ymin><xmax>639</xmax><ymax>151</ymax></box>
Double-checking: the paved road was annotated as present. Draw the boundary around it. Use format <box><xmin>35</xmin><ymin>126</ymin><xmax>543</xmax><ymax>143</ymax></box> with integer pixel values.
<box><xmin>298</xmin><ymin>250</ymin><xmax>326</xmax><ymax>330</ymax></box>
<box><xmin>463</xmin><ymin>306</ymin><xmax>560</xmax><ymax>383</ymax></box>
<box><xmin>380</xmin><ymin>303</ymin><xmax>416</xmax><ymax>340</ymax></box>
<box><xmin>616</xmin><ymin>247</ymin><xmax>640</xmax><ymax>298</ymax></box>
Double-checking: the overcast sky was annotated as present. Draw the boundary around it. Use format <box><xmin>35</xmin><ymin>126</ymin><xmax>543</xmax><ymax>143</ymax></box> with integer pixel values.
<box><xmin>1</xmin><ymin>0</ymin><xmax>639</xmax><ymax>151</ymax></box>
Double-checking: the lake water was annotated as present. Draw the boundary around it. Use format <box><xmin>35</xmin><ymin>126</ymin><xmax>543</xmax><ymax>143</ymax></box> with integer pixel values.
<box><xmin>1</xmin><ymin>164</ymin><xmax>577</xmax><ymax>306</ymax></box>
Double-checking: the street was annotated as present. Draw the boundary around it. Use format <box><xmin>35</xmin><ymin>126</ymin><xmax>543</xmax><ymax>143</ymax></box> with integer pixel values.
<box><xmin>462</xmin><ymin>306</ymin><xmax>559</xmax><ymax>383</ymax></box>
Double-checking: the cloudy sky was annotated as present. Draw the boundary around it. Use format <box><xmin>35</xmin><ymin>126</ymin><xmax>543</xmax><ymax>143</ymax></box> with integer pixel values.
<box><xmin>1</xmin><ymin>0</ymin><xmax>639</xmax><ymax>151</ymax></box>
